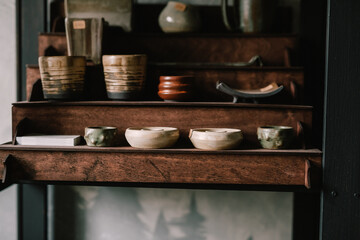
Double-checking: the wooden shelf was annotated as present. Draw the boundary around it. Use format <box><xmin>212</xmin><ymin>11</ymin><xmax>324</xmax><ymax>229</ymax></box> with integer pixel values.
<box><xmin>0</xmin><ymin>100</ymin><xmax>321</xmax><ymax>190</ymax></box>
<box><xmin>7</xmin><ymin>30</ymin><xmax>318</xmax><ymax>192</ymax></box>
<box><xmin>13</xmin><ymin>100</ymin><xmax>312</xmax><ymax>108</ymax></box>
<box><xmin>0</xmin><ymin>144</ymin><xmax>321</xmax><ymax>188</ymax></box>
<box><xmin>26</xmin><ymin>64</ymin><xmax>304</xmax><ymax>103</ymax></box>
<box><xmin>11</xmin><ymin>101</ymin><xmax>313</xmax><ymax>147</ymax></box>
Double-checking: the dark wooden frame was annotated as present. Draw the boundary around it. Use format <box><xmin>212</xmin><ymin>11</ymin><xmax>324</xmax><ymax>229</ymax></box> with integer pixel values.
<box><xmin>321</xmin><ymin>0</ymin><xmax>360</xmax><ymax>239</ymax></box>
<box><xmin>14</xmin><ymin>0</ymin><xmax>360</xmax><ymax>239</ymax></box>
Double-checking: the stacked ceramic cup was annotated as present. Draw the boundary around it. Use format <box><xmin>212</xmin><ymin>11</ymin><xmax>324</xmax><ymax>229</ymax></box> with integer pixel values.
<box><xmin>102</xmin><ymin>55</ymin><xmax>147</xmax><ymax>100</ymax></box>
<box><xmin>38</xmin><ymin>56</ymin><xmax>86</xmax><ymax>99</ymax></box>
<box><xmin>158</xmin><ymin>75</ymin><xmax>195</xmax><ymax>101</ymax></box>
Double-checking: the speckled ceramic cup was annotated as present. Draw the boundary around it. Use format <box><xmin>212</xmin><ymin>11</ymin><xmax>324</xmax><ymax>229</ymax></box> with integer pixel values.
<box><xmin>84</xmin><ymin>126</ymin><xmax>118</xmax><ymax>147</ymax></box>
<box><xmin>257</xmin><ymin>126</ymin><xmax>294</xmax><ymax>149</ymax></box>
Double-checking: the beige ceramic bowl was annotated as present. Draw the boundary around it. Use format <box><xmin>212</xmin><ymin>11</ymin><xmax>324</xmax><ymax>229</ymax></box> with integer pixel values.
<box><xmin>125</xmin><ymin>127</ymin><xmax>179</xmax><ymax>149</ymax></box>
<box><xmin>189</xmin><ymin>128</ymin><xmax>243</xmax><ymax>150</ymax></box>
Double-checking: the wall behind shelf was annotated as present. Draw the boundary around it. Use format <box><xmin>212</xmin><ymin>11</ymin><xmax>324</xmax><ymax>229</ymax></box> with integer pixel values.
<box><xmin>0</xmin><ymin>0</ymin><xmax>17</xmax><ymax>240</ymax></box>
<box><xmin>50</xmin><ymin>186</ymin><xmax>293</xmax><ymax>240</ymax></box>
<box><xmin>135</xmin><ymin>0</ymin><xmax>300</xmax><ymax>33</ymax></box>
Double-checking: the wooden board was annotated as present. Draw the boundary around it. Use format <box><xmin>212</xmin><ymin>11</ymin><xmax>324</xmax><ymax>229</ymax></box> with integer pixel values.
<box><xmin>38</xmin><ymin>32</ymin><xmax>298</xmax><ymax>66</ymax></box>
<box><xmin>0</xmin><ymin>145</ymin><xmax>321</xmax><ymax>186</ymax></box>
<box><xmin>103</xmin><ymin>34</ymin><xmax>298</xmax><ymax>66</ymax></box>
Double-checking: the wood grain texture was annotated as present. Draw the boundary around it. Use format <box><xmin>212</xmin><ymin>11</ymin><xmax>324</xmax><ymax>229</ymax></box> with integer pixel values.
<box><xmin>104</xmin><ymin>34</ymin><xmax>298</xmax><ymax>66</ymax></box>
<box><xmin>0</xmin><ymin>146</ymin><xmax>321</xmax><ymax>186</ymax></box>
<box><xmin>12</xmin><ymin>102</ymin><xmax>313</xmax><ymax>147</ymax></box>
<box><xmin>38</xmin><ymin>33</ymin><xmax>298</xmax><ymax>66</ymax></box>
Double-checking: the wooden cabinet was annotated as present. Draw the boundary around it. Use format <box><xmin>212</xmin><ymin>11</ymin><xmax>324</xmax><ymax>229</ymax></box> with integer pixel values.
<box><xmin>1</xmin><ymin>20</ymin><xmax>323</xmax><ymax>190</ymax></box>
<box><xmin>11</xmin><ymin>1</ymin><xmax>341</xmax><ymax>239</ymax></box>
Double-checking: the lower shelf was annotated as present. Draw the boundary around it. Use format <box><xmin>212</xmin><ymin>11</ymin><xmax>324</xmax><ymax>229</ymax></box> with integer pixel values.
<box><xmin>0</xmin><ymin>144</ymin><xmax>321</xmax><ymax>190</ymax></box>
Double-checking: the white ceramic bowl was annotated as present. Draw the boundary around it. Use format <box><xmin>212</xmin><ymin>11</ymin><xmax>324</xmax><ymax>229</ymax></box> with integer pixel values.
<box><xmin>189</xmin><ymin>128</ymin><xmax>243</xmax><ymax>150</ymax></box>
<box><xmin>125</xmin><ymin>127</ymin><xmax>179</xmax><ymax>149</ymax></box>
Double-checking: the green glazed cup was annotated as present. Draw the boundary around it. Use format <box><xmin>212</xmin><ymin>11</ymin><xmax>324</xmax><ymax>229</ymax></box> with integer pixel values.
<box><xmin>84</xmin><ymin>126</ymin><xmax>118</xmax><ymax>147</ymax></box>
<box><xmin>257</xmin><ymin>126</ymin><xmax>294</xmax><ymax>149</ymax></box>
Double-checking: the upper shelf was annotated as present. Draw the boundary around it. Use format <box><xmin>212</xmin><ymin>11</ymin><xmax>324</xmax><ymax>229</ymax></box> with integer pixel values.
<box><xmin>13</xmin><ymin>100</ymin><xmax>312</xmax><ymax>108</ymax></box>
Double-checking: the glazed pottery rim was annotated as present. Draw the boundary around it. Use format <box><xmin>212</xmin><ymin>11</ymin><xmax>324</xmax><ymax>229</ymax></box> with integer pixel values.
<box><xmin>86</xmin><ymin>126</ymin><xmax>117</xmax><ymax>130</ymax></box>
<box><xmin>258</xmin><ymin>126</ymin><xmax>293</xmax><ymax>130</ymax></box>
<box><xmin>160</xmin><ymin>75</ymin><xmax>194</xmax><ymax>79</ymax></box>
<box><xmin>126</xmin><ymin>127</ymin><xmax>179</xmax><ymax>132</ymax></box>
<box><xmin>190</xmin><ymin>128</ymin><xmax>242</xmax><ymax>134</ymax></box>
<box><xmin>102</xmin><ymin>54</ymin><xmax>147</xmax><ymax>58</ymax></box>
<box><xmin>167</xmin><ymin>1</ymin><xmax>192</xmax><ymax>6</ymax></box>
<box><xmin>39</xmin><ymin>56</ymin><xmax>86</xmax><ymax>60</ymax></box>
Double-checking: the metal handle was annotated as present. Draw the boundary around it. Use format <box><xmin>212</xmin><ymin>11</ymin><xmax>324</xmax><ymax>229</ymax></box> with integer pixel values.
<box><xmin>221</xmin><ymin>0</ymin><xmax>235</xmax><ymax>31</ymax></box>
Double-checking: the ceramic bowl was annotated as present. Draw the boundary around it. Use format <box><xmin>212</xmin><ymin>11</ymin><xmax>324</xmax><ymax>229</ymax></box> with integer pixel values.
<box><xmin>84</xmin><ymin>126</ymin><xmax>118</xmax><ymax>147</ymax></box>
<box><xmin>125</xmin><ymin>127</ymin><xmax>179</xmax><ymax>149</ymax></box>
<box><xmin>189</xmin><ymin>128</ymin><xmax>243</xmax><ymax>150</ymax></box>
<box><xmin>257</xmin><ymin>126</ymin><xmax>294</xmax><ymax>149</ymax></box>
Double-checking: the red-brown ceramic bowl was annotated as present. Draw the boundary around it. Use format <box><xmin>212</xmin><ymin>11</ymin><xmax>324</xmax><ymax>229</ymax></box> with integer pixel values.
<box><xmin>158</xmin><ymin>76</ymin><xmax>194</xmax><ymax>101</ymax></box>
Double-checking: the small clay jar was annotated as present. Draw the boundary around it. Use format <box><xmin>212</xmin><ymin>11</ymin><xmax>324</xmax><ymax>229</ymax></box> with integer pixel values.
<box><xmin>257</xmin><ymin>126</ymin><xmax>294</xmax><ymax>149</ymax></box>
<box><xmin>158</xmin><ymin>1</ymin><xmax>201</xmax><ymax>33</ymax></box>
<box><xmin>84</xmin><ymin>126</ymin><xmax>118</xmax><ymax>147</ymax></box>
<box><xmin>158</xmin><ymin>76</ymin><xmax>195</xmax><ymax>102</ymax></box>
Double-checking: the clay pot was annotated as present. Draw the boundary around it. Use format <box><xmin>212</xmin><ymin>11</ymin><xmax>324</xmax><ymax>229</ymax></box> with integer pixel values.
<box><xmin>38</xmin><ymin>56</ymin><xmax>86</xmax><ymax>100</ymax></box>
<box><xmin>102</xmin><ymin>54</ymin><xmax>147</xmax><ymax>100</ymax></box>
<box><xmin>125</xmin><ymin>127</ymin><xmax>179</xmax><ymax>149</ymax></box>
<box><xmin>158</xmin><ymin>1</ymin><xmax>201</xmax><ymax>33</ymax></box>
<box><xmin>257</xmin><ymin>126</ymin><xmax>294</xmax><ymax>149</ymax></box>
<box><xmin>158</xmin><ymin>76</ymin><xmax>194</xmax><ymax>101</ymax></box>
<box><xmin>84</xmin><ymin>126</ymin><xmax>118</xmax><ymax>147</ymax></box>
<box><xmin>189</xmin><ymin>128</ymin><xmax>244</xmax><ymax>150</ymax></box>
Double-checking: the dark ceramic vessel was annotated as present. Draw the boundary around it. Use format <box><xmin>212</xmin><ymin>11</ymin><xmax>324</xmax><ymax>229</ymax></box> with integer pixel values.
<box><xmin>158</xmin><ymin>76</ymin><xmax>195</xmax><ymax>101</ymax></box>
